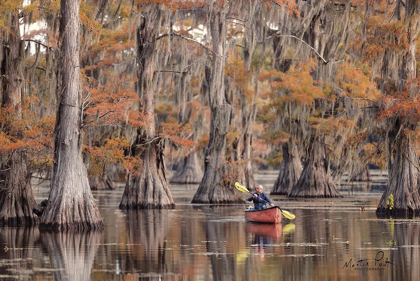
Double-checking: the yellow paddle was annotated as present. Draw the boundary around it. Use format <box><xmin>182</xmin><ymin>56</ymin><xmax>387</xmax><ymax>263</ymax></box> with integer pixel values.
<box><xmin>235</xmin><ymin>182</ymin><xmax>296</xmax><ymax>220</ymax></box>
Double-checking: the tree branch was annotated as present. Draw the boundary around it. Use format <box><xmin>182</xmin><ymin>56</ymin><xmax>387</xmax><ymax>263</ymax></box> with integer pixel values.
<box><xmin>154</xmin><ymin>70</ymin><xmax>188</xmax><ymax>74</ymax></box>
<box><xmin>267</xmin><ymin>33</ymin><xmax>329</xmax><ymax>64</ymax></box>
<box><xmin>81</xmin><ymin>110</ymin><xmax>115</xmax><ymax>128</ymax></box>
<box><xmin>155</xmin><ymin>32</ymin><xmax>224</xmax><ymax>60</ymax></box>
<box><xmin>24</xmin><ymin>39</ymin><xmax>54</xmax><ymax>51</ymax></box>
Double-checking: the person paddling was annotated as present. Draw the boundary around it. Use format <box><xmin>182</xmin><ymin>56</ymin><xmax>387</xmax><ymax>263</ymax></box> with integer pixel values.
<box><xmin>247</xmin><ymin>185</ymin><xmax>274</xmax><ymax>210</ymax></box>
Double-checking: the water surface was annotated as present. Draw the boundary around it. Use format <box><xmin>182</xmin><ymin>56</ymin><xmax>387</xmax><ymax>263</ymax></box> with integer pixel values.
<box><xmin>0</xmin><ymin>170</ymin><xmax>418</xmax><ymax>280</ymax></box>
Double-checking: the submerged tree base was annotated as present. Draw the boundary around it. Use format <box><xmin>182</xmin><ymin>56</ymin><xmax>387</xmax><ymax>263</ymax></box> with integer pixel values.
<box><xmin>376</xmin><ymin>208</ymin><xmax>420</xmax><ymax>219</ymax></box>
<box><xmin>119</xmin><ymin>144</ymin><xmax>176</xmax><ymax>209</ymax></box>
<box><xmin>0</xmin><ymin>189</ymin><xmax>39</xmax><ymax>226</ymax></box>
<box><xmin>89</xmin><ymin>175</ymin><xmax>114</xmax><ymax>190</ymax></box>
<box><xmin>119</xmin><ymin>175</ymin><xmax>176</xmax><ymax>209</ymax></box>
<box><xmin>192</xmin><ymin>182</ymin><xmax>244</xmax><ymax>204</ymax></box>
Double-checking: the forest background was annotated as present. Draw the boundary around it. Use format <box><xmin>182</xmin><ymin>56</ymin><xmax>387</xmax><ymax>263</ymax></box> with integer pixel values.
<box><xmin>1</xmin><ymin>0</ymin><xmax>419</xmax><ymax>230</ymax></box>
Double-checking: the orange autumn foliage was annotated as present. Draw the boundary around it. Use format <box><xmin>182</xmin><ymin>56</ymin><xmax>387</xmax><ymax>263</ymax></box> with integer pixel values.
<box><xmin>260</xmin><ymin>59</ymin><xmax>324</xmax><ymax>108</ymax></box>
<box><xmin>84</xmin><ymin>137</ymin><xmax>136</xmax><ymax>177</ymax></box>
<box><xmin>159</xmin><ymin>123</ymin><xmax>194</xmax><ymax>149</ymax></box>
<box><xmin>335</xmin><ymin>62</ymin><xmax>380</xmax><ymax>100</ymax></box>
<box><xmin>83</xmin><ymin>75</ymin><xmax>145</xmax><ymax>128</ymax></box>
<box><xmin>0</xmin><ymin>101</ymin><xmax>54</xmax><ymax>165</ymax></box>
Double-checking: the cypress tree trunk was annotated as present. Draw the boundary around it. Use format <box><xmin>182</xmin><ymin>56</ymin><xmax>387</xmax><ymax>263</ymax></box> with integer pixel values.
<box><xmin>239</xmin><ymin>132</ymin><xmax>256</xmax><ymax>189</ymax></box>
<box><xmin>376</xmin><ymin>134</ymin><xmax>420</xmax><ymax>217</ymax></box>
<box><xmin>170</xmin><ymin>67</ymin><xmax>203</xmax><ymax>184</ymax></box>
<box><xmin>89</xmin><ymin>174</ymin><xmax>114</xmax><ymax>190</ymax></box>
<box><xmin>171</xmin><ymin>153</ymin><xmax>203</xmax><ymax>184</ymax></box>
<box><xmin>233</xmin><ymin>1</ymin><xmax>264</xmax><ymax>191</ymax></box>
<box><xmin>192</xmin><ymin>2</ymin><xmax>243</xmax><ymax>203</ymax></box>
<box><xmin>288</xmin><ymin>136</ymin><xmax>342</xmax><ymax>198</ymax></box>
<box><xmin>0</xmin><ymin>10</ymin><xmax>38</xmax><ymax>225</ymax></box>
<box><xmin>271</xmin><ymin>141</ymin><xmax>303</xmax><ymax>195</ymax></box>
<box><xmin>40</xmin><ymin>0</ymin><xmax>103</xmax><ymax>230</ymax></box>
<box><xmin>119</xmin><ymin>4</ymin><xmax>174</xmax><ymax>209</ymax></box>
<box><xmin>376</xmin><ymin>4</ymin><xmax>420</xmax><ymax>217</ymax></box>
<box><xmin>0</xmin><ymin>153</ymin><xmax>37</xmax><ymax>226</ymax></box>
<box><xmin>350</xmin><ymin>166</ymin><xmax>371</xmax><ymax>182</ymax></box>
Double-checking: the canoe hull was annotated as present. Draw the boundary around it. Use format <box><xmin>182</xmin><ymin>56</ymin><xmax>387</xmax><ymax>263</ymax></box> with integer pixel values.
<box><xmin>245</xmin><ymin>206</ymin><xmax>282</xmax><ymax>224</ymax></box>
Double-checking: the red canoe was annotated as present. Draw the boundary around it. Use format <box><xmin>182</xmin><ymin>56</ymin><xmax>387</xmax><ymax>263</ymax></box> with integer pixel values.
<box><xmin>245</xmin><ymin>206</ymin><xmax>282</xmax><ymax>224</ymax></box>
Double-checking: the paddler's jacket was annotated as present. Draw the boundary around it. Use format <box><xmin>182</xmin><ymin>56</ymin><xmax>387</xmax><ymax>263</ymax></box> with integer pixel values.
<box><xmin>247</xmin><ymin>192</ymin><xmax>273</xmax><ymax>210</ymax></box>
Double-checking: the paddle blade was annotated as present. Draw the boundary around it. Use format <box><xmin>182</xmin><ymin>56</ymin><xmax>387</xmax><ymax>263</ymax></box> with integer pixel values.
<box><xmin>282</xmin><ymin>210</ymin><xmax>296</xmax><ymax>220</ymax></box>
<box><xmin>235</xmin><ymin>182</ymin><xmax>250</xmax><ymax>193</ymax></box>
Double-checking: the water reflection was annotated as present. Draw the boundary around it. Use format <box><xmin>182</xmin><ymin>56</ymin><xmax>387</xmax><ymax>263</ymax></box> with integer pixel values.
<box><xmin>123</xmin><ymin>210</ymin><xmax>171</xmax><ymax>278</ymax></box>
<box><xmin>246</xmin><ymin>222</ymin><xmax>282</xmax><ymax>239</ymax></box>
<box><xmin>246</xmin><ymin>223</ymin><xmax>282</xmax><ymax>259</ymax></box>
<box><xmin>203</xmin><ymin>207</ymin><xmax>242</xmax><ymax>281</ymax></box>
<box><xmin>391</xmin><ymin>221</ymin><xmax>420</xmax><ymax>280</ymax></box>
<box><xmin>0</xmin><ymin>227</ymin><xmax>40</xmax><ymax>280</ymax></box>
<box><xmin>41</xmin><ymin>230</ymin><xmax>102</xmax><ymax>281</ymax></box>
<box><xmin>4</xmin><ymin>173</ymin><xmax>420</xmax><ymax>280</ymax></box>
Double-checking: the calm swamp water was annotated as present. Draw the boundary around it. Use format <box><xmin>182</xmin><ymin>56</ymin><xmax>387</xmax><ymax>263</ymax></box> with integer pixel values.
<box><xmin>0</xmin><ymin>170</ymin><xmax>419</xmax><ymax>281</ymax></box>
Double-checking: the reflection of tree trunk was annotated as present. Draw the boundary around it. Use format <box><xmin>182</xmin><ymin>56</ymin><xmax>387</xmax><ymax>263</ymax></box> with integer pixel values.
<box><xmin>289</xmin><ymin>136</ymin><xmax>342</xmax><ymax>198</ymax></box>
<box><xmin>41</xmin><ymin>231</ymin><xmax>102</xmax><ymax>281</ymax></box>
<box><xmin>0</xmin><ymin>227</ymin><xmax>40</xmax><ymax>276</ymax></box>
<box><xmin>392</xmin><ymin>222</ymin><xmax>420</xmax><ymax>280</ymax></box>
<box><xmin>376</xmin><ymin>133</ymin><xmax>420</xmax><ymax>217</ymax></box>
<box><xmin>205</xmin><ymin>220</ymin><xmax>238</xmax><ymax>280</ymax></box>
<box><xmin>271</xmin><ymin>141</ymin><xmax>302</xmax><ymax>195</ymax></box>
<box><xmin>125</xmin><ymin>210</ymin><xmax>170</xmax><ymax>273</ymax></box>
<box><xmin>171</xmin><ymin>153</ymin><xmax>203</xmax><ymax>184</ymax></box>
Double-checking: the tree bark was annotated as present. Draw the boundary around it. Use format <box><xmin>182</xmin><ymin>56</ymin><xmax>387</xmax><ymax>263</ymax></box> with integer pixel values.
<box><xmin>233</xmin><ymin>0</ymin><xmax>264</xmax><ymax>192</ymax></box>
<box><xmin>170</xmin><ymin>63</ymin><xmax>203</xmax><ymax>184</ymax></box>
<box><xmin>40</xmin><ymin>0</ymin><xmax>103</xmax><ymax>230</ymax></box>
<box><xmin>376</xmin><ymin>134</ymin><xmax>420</xmax><ymax>217</ymax></box>
<box><xmin>271</xmin><ymin>141</ymin><xmax>303</xmax><ymax>195</ymax></box>
<box><xmin>171</xmin><ymin>153</ymin><xmax>203</xmax><ymax>184</ymax></box>
<box><xmin>0</xmin><ymin>152</ymin><xmax>38</xmax><ymax>226</ymax></box>
<box><xmin>89</xmin><ymin>174</ymin><xmax>114</xmax><ymax>190</ymax></box>
<box><xmin>119</xmin><ymin>4</ymin><xmax>175</xmax><ymax>209</ymax></box>
<box><xmin>0</xmin><ymin>9</ymin><xmax>38</xmax><ymax>225</ymax></box>
<box><xmin>192</xmin><ymin>2</ymin><xmax>243</xmax><ymax>204</ymax></box>
<box><xmin>376</xmin><ymin>7</ymin><xmax>420</xmax><ymax>217</ymax></box>
<box><xmin>350</xmin><ymin>166</ymin><xmax>371</xmax><ymax>182</ymax></box>
<box><xmin>288</xmin><ymin>136</ymin><xmax>342</xmax><ymax>198</ymax></box>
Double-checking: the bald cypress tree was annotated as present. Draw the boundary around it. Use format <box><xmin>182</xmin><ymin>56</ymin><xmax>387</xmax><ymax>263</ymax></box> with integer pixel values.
<box><xmin>40</xmin><ymin>0</ymin><xmax>103</xmax><ymax>230</ymax></box>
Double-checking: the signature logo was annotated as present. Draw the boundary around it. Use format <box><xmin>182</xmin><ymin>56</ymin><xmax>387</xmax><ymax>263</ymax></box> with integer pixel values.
<box><xmin>342</xmin><ymin>251</ymin><xmax>393</xmax><ymax>270</ymax></box>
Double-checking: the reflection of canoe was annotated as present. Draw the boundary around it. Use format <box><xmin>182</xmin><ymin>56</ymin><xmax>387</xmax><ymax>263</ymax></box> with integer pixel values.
<box><xmin>246</xmin><ymin>222</ymin><xmax>283</xmax><ymax>239</ymax></box>
<box><xmin>245</xmin><ymin>206</ymin><xmax>281</xmax><ymax>224</ymax></box>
